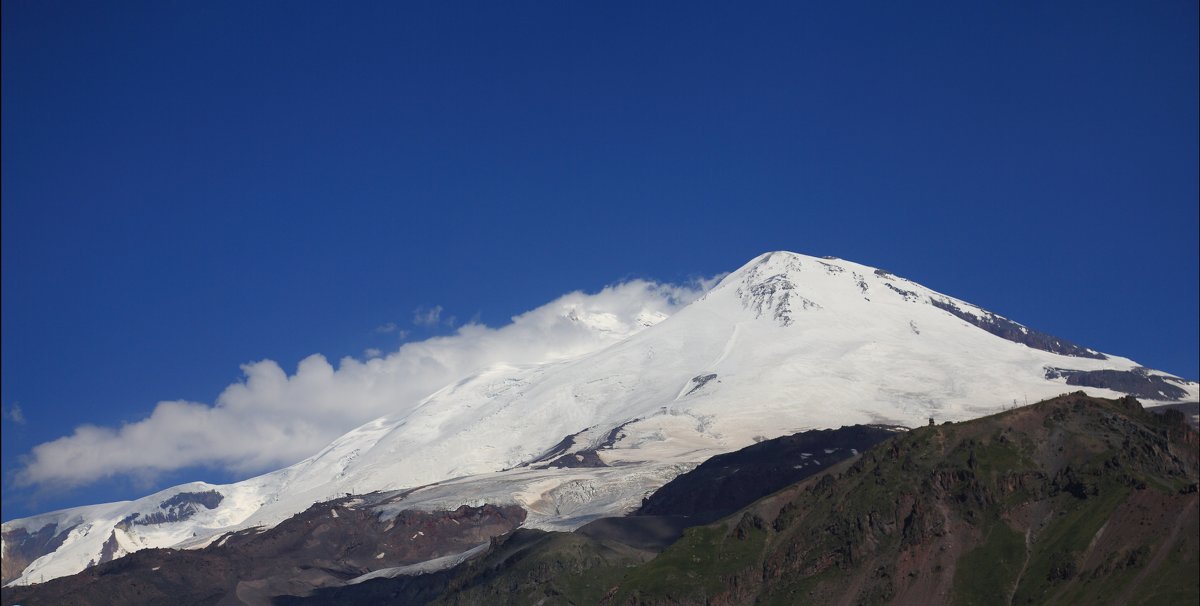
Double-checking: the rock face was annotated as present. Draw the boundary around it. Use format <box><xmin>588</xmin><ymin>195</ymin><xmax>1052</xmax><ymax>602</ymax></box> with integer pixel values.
<box><xmin>930</xmin><ymin>298</ymin><xmax>1106</xmax><ymax>359</ymax></box>
<box><xmin>0</xmin><ymin>523</ymin><xmax>77</xmax><ymax>585</ymax></box>
<box><xmin>1045</xmin><ymin>367</ymin><xmax>1191</xmax><ymax>400</ymax></box>
<box><xmin>124</xmin><ymin>490</ymin><xmax>224</xmax><ymax>527</ymax></box>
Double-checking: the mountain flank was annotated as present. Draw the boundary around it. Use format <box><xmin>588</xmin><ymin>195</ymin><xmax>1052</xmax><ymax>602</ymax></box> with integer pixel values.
<box><xmin>280</xmin><ymin>392</ymin><xmax>1197</xmax><ymax>606</ymax></box>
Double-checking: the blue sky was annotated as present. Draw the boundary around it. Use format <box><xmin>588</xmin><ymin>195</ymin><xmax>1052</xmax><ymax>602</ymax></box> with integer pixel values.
<box><xmin>2</xmin><ymin>1</ymin><xmax>1196</xmax><ymax>521</ymax></box>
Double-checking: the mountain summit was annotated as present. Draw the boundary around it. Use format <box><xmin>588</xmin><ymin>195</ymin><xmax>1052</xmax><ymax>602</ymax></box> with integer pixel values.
<box><xmin>4</xmin><ymin>251</ymin><xmax>1196</xmax><ymax>587</ymax></box>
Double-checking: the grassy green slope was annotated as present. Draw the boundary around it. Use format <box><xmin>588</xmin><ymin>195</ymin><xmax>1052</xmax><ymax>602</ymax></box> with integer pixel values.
<box><xmin>432</xmin><ymin>529</ymin><xmax>653</xmax><ymax>606</ymax></box>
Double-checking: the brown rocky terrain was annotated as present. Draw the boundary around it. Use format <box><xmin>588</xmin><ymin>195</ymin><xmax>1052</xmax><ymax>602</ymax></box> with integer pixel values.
<box><xmin>1</xmin><ymin>522</ymin><xmax>78</xmax><ymax>586</ymax></box>
<box><xmin>1</xmin><ymin>501</ymin><xmax>525</xmax><ymax>606</ymax></box>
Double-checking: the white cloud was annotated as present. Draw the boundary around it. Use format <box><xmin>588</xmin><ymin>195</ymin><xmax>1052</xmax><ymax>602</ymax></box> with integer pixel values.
<box><xmin>363</xmin><ymin>348</ymin><xmax>383</xmax><ymax>359</ymax></box>
<box><xmin>15</xmin><ymin>278</ymin><xmax>712</xmax><ymax>490</ymax></box>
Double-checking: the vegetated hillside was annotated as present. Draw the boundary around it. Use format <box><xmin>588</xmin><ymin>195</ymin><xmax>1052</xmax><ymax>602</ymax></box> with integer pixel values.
<box><xmin>610</xmin><ymin>392</ymin><xmax>1199</xmax><ymax>606</ymax></box>
<box><xmin>357</xmin><ymin>392</ymin><xmax>1196</xmax><ymax>606</ymax></box>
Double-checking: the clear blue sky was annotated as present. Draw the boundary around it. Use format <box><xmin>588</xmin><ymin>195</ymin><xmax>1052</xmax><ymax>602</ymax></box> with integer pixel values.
<box><xmin>3</xmin><ymin>1</ymin><xmax>1197</xmax><ymax>521</ymax></box>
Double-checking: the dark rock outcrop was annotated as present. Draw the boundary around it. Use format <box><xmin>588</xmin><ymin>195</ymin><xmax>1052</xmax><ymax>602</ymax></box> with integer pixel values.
<box><xmin>884</xmin><ymin>283</ymin><xmax>920</xmax><ymax>302</ymax></box>
<box><xmin>530</xmin><ymin>419</ymin><xmax>640</xmax><ymax>469</ymax></box>
<box><xmin>684</xmin><ymin>373</ymin><xmax>718</xmax><ymax>396</ymax></box>
<box><xmin>0</xmin><ymin>522</ymin><xmax>77</xmax><ymax>585</ymax></box>
<box><xmin>115</xmin><ymin>490</ymin><xmax>226</xmax><ymax>531</ymax></box>
<box><xmin>931</xmin><ymin>297</ymin><xmax>1106</xmax><ymax>359</ymax></box>
<box><xmin>1046</xmin><ymin>367</ymin><xmax>1190</xmax><ymax>400</ymax></box>
<box><xmin>636</xmin><ymin>424</ymin><xmax>902</xmax><ymax>519</ymax></box>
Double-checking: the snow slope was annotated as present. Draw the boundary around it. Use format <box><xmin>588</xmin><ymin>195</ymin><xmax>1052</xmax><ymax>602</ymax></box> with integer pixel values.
<box><xmin>5</xmin><ymin>251</ymin><xmax>1196</xmax><ymax>586</ymax></box>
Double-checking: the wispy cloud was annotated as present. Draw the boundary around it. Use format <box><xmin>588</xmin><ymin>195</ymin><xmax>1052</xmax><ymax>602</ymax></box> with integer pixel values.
<box><xmin>15</xmin><ymin>279</ymin><xmax>713</xmax><ymax>491</ymax></box>
<box><xmin>5</xmin><ymin>403</ymin><xmax>26</xmax><ymax>425</ymax></box>
<box><xmin>374</xmin><ymin>322</ymin><xmax>409</xmax><ymax>339</ymax></box>
<box><xmin>412</xmin><ymin>305</ymin><xmax>444</xmax><ymax>327</ymax></box>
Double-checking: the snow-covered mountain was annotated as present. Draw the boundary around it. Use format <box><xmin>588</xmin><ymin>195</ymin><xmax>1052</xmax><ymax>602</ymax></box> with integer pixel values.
<box><xmin>4</xmin><ymin>251</ymin><xmax>1196</xmax><ymax>586</ymax></box>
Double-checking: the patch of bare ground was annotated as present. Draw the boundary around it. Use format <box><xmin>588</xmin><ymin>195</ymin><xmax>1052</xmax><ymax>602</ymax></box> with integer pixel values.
<box><xmin>887</xmin><ymin>501</ymin><xmax>975</xmax><ymax>606</ymax></box>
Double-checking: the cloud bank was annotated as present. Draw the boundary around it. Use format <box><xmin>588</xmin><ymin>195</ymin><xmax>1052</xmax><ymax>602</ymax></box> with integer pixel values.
<box><xmin>16</xmin><ymin>279</ymin><xmax>715</xmax><ymax>490</ymax></box>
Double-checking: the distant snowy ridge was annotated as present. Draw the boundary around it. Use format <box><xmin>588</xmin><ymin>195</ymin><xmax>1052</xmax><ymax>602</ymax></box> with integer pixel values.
<box><xmin>4</xmin><ymin>251</ymin><xmax>1196</xmax><ymax>586</ymax></box>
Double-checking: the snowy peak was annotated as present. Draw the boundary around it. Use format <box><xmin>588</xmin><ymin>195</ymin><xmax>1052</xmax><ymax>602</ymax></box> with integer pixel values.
<box><xmin>702</xmin><ymin>251</ymin><xmax>1108</xmax><ymax>362</ymax></box>
<box><xmin>703</xmin><ymin>251</ymin><xmax>905</xmax><ymax>327</ymax></box>
<box><xmin>720</xmin><ymin>252</ymin><xmax>819</xmax><ymax>325</ymax></box>
<box><xmin>709</xmin><ymin>251</ymin><xmax>881</xmax><ymax>313</ymax></box>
